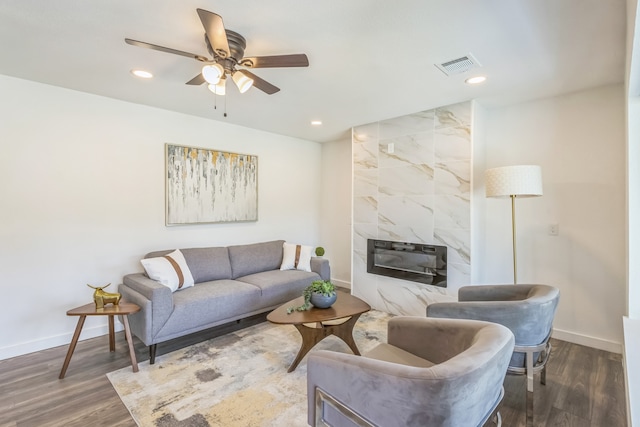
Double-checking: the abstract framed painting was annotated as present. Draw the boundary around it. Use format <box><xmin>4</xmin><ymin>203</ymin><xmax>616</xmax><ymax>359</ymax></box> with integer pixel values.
<box><xmin>165</xmin><ymin>144</ymin><xmax>258</xmax><ymax>225</ymax></box>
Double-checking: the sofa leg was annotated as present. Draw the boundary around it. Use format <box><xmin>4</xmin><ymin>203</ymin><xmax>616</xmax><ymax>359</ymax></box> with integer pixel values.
<box><xmin>149</xmin><ymin>344</ymin><xmax>157</xmax><ymax>364</ymax></box>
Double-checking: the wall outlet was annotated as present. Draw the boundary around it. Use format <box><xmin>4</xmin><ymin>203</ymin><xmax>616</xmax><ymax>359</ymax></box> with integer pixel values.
<box><xmin>548</xmin><ymin>224</ymin><xmax>559</xmax><ymax>236</ymax></box>
<box><xmin>387</xmin><ymin>143</ymin><xmax>394</xmax><ymax>154</ymax></box>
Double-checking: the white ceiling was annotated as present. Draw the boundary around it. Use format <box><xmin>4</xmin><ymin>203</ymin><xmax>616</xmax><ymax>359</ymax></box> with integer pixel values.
<box><xmin>0</xmin><ymin>0</ymin><xmax>627</xmax><ymax>143</ymax></box>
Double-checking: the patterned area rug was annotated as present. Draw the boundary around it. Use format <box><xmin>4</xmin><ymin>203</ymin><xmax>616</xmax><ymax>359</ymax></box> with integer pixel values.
<box><xmin>107</xmin><ymin>310</ymin><xmax>392</xmax><ymax>427</ymax></box>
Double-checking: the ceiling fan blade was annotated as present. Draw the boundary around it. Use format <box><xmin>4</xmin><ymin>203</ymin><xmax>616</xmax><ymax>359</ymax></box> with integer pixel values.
<box><xmin>239</xmin><ymin>54</ymin><xmax>309</xmax><ymax>68</ymax></box>
<box><xmin>241</xmin><ymin>70</ymin><xmax>280</xmax><ymax>95</ymax></box>
<box><xmin>186</xmin><ymin>73</ymin><xmax>206</xmax><ymax>85</ymax></box>
<box><xmin>197</xmin><ymin>9</ymin><xmax>230</xmax><ymax>59</ymax></box>
<box><xmin>124</xmin><ymin>38</ymin><xmax>208</xmax><ymax>62</ymax></box>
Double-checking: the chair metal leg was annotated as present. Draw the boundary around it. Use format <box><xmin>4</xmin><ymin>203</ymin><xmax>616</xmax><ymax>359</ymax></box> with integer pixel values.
<box><xmin>526</xmin><ymin>350</ymin><xmax>535</xmax><ymax>427</ymax></box>
<box><xmin>526</xmin><ymin>388</ymin><xmax>534</xmax><ymax>426</ymax></box>
<box><xmin>541</xmin><ymin>361</ymin><xmax>547</xmax><ymax>385</ymax></box>
<box><xmin>493</xmin><ymin>412</ymin><xmax>502</xmax><ymax>427</ymax></box>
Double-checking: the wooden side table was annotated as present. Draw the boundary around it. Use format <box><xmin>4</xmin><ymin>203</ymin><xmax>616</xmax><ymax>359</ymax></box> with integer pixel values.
<box><xmin>59</xmin><ymin>301</ymin><xmax>140</xmax><ymax>379</ymax></box>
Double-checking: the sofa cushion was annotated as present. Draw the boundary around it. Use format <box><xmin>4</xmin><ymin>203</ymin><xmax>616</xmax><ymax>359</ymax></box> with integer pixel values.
<box><xmin>140</xmin><ymin>249</ymin><xmax>195</xmax><ymax>292</ymax></box>
<box><xmin>237</xmin><ymin>269</ymin><xmax>319</xmax><ymax>307</ymax></box>
<box><xmin>145</xmin><ymin>247</ymin><xmax>232</xmax><ymax>283</ymax></box>
<box><xmin>156</xmin><ymin>280</ymin><xmax>263</xmax><ymax>338</ymax></box>
<box><xmin>228</xmin><ymin>240</ymin><xmax>285</xmax><ymax>279</ymax></box>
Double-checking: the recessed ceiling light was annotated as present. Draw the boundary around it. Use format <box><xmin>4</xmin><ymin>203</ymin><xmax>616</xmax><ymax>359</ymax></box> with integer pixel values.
<box><xmin>311</xmin><ymin>120</ymin><xmax>322</xmax><ymax>126</ymax></box>
<box><xmin>131</xmin><ymin>69</ymin><xmax>153</xmax><ymax>79</ymax></box>
<box><xmin>465</xmin><ymin>76</ymin><xmax>486</xmax><ymax>85</ymax></box>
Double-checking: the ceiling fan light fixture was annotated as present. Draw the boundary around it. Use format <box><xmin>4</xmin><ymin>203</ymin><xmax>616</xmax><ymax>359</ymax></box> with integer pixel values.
<box><xmin>232</xmin><ymin>70</ymin><xmax>254</xmax><ymax>94</ymax></box>
<box><xmin>208</xmin><ymin>77</ymin><xmax>226</xmax><ymax>96</ymax></box>
<box><xmin>202</xmin><ymin>63</ymin><xmax>224</xmax><ymax>84</ymax></box>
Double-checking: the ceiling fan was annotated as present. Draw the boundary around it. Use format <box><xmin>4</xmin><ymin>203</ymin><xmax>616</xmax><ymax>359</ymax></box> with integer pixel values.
<box><xmin>125</xmin><ymin>8</ymin><xmax>309</xmax><ymax>95</ymax></box>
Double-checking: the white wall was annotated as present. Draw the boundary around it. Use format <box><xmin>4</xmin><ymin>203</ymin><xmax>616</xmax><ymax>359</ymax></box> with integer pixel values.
<box><xmin>482</xmin><ymin>84</ymin><xmax>626</xmax><ymax>352</ymax></box>
<box><xmin>319</xmin><ymin>136</ymin><xmax>352</xmax><ymax>288</ymax></box>
<box><xmin>625</xmin><ymin>2</ymin><xmax>640</xmax><ymax>424</ymax></box>
<box><xmin>471</xmin><ymin>101</ymin><xmax>488</xmax><ymax>283</ymax></box>
<box><xmin>629</xmin><ymin>96</ymin><xmax>640</xmax><ymax>320</ymax></box>
<box><xmin>0</xmin><ymin>75</ymin><xmax>322</xmax><ymax>360</ymax></box>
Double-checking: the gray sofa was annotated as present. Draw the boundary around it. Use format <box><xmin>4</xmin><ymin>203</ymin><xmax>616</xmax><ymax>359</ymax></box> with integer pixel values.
<box><xmin>119</xmin><ymin>240</ymin><xmax>330</xmax><ymax>364</ymax></box>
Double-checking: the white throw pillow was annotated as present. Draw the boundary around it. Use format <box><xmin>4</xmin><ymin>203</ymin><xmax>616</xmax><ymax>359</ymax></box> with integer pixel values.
<box><xmin>280</xmin><ymin>242</ymin><xmax>312</xmax><ymax>272</ymax></box>
<box><xmin>140</xmin><ymin>249</ymin><xmax>195</xmax><ymax>292</ymax></box>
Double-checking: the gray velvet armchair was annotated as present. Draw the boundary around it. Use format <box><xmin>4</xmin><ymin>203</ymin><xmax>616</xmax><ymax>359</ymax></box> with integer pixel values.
<box><xmin>307</xmin><ymin>316</ymin><xmax>515</xmax><ymax>427</ymax></box>
<box><xmin>426</xmin><ymin>284</ymin><xmax>560</xmax><ymax>425</ymax></box>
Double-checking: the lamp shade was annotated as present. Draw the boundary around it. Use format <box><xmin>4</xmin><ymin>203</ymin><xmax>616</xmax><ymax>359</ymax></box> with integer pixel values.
<box><xmin>485</xmin><ymin>165</ymin><xmax>543</xmax><ymax>198</ymax></box>
<box><xmin>207</xmin><ymin>77</ymin><xmax>226</xmax><ymax>96</ymax></box>
<box><xmin>232</xmin><ymin>70</ymin><xmax>254</xmax><ymax>93</ymax></box>
<box><xmin>202</xmin><ymin>63</ymin><xmax>224</xmax><ymax>85</ymax></box>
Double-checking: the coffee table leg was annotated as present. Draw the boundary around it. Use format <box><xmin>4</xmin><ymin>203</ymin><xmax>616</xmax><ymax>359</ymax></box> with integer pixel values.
<box><xmin>289</xmin><ymin>323</ymin><xmax>326</xmax><ymax>373</ymax></box>
<box><xmin>108</xmin><ymin>315</ymin><xmax>115</xmax><ymax>352</ymax></box>
<box><xmin>59</xmin><ymin>315</ymin><xmax>87</xmax><ymax>379</ymax></box>
<box><xmin>287</xmin><ymin>315</ymin><xmax>364</xmax><ymax>373</ymax></box>
<box><xmin>330</xmin><ymin>314</ymin><xmax>363</xmax><ymax>356</ymax></box>
<box><xmin>122</xmin><ymin>315</ymin><xmax>139</xmax><ymax>373</ymax></box>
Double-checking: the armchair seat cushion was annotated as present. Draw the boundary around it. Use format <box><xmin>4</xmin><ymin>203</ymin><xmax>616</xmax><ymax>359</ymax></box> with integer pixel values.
<box><xmin>364</xmin><ymin>343</ymin><xmax>436</xmax><ymax>368</ymax></box>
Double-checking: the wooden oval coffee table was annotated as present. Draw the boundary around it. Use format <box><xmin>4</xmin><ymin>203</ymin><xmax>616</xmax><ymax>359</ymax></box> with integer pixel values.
<box><xmin>267</xmin><ymin>293</ymin><xmax>371</xmax><ymax>372</ymax></box>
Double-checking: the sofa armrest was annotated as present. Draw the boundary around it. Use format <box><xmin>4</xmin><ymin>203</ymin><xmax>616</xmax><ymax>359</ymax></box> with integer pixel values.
<box><xmin>310</xmin><ymin>257</ymin><xmax>331</xmax><ymax>281</ymax></box>
<box><xmin>117</xmin><ymin>284</ymin><xmax>154</xmax><ymax>345</ymax></box>
<box><xmin>120</xmin><ymin>273</ymin><xmax>174</xmax><ymax>342</ymax></box>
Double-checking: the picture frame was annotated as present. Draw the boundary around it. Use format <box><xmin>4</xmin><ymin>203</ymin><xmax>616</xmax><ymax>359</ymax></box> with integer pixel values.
<box><xmin>165</xmin><ymin>143</ymin><xmax>258</xmax><ymax>225</ymax></box>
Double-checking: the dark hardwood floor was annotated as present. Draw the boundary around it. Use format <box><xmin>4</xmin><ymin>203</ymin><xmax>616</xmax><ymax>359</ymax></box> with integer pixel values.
<box><xmin>0</xmin><ymin>315</ymin><xmax>627</xmax><ymax>427</ymax></box>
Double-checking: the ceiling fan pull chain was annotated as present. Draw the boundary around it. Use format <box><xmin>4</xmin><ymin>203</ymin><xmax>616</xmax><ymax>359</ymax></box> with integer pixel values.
<box><xmin>224</xmin><ymin>94</ymin><xmax>227</xmax><ymax>118</ymax></box>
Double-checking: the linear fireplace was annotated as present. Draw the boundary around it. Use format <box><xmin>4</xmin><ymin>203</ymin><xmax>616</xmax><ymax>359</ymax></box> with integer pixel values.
<box><xmin>367</xmin><ymin>239</ymin><xmax>447</xmax><ymax>287</ymax></box>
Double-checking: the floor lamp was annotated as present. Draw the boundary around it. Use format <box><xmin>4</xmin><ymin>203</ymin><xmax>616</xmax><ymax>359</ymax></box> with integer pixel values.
<box><xmin>485</xmin><ymin>165</ymin><xmax>543</xmax><ymax>284</ymax></box>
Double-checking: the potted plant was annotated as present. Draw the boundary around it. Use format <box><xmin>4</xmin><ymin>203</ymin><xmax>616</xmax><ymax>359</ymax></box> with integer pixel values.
<box><xmin>315</xmin><ymin>246</ymin><xmax>325</xmax><ymax>257</ymax></box>
<box><xmin>287</xmin><ymin>280</ymin><xmax>336</xmax><ymax>313</ymax></box>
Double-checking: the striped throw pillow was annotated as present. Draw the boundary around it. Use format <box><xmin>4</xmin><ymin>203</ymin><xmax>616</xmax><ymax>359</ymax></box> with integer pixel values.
<box><xmin>141</xmin><ymin>249</ymin><xmax>195</xmax><ymax>292</ymax></box>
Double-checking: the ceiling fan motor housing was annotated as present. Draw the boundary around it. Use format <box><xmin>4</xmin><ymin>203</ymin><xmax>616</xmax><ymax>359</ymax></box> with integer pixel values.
<box><xmin>205</xmin><ymin>30</ymin><xmax>246</xmax><ymax>65</ymax></box>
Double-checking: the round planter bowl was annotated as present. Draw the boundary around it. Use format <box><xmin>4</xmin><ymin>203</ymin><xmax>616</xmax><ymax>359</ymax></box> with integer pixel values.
<box><xmin>310</xmin><ymin>292</ymin><xmax>337</xmax><ymax>309</ymax></box>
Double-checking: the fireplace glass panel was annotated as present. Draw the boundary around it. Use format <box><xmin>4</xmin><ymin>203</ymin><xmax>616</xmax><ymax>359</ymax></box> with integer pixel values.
<box><xmin>367</xmin><ymin>239</ymin><xmax>447</xmax><ymax>287</ymax></box>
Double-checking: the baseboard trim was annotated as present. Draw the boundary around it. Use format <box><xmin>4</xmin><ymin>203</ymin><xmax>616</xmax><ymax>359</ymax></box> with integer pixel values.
<box><xmin>552</xmin><ymin>327</ymin><xmax>622</xmax><ymax>354</ymax></box>
<box><xmin>0</xmin><ymin>323</ymin><xmax>121</xmax><ymax>361</ymax></box>
<box><xmin>331</xmin><ymin>278</ymin><xmax>351</xmax><ymax>289</ymax></box>
<box><xmin>623</xmin><ymin>317</ymin><xmax>639</xmax><ymax>427</ymax></box>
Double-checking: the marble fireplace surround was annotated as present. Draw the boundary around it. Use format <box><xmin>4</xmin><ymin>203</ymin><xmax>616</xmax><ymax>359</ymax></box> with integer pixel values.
<box><xmin>352</xmin><ymin>101</ymin><xmax>471</xmax><ymax>316</ymax></box>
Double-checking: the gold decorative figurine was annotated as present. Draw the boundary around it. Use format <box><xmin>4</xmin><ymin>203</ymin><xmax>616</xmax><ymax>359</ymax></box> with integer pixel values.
<box><xmin>87</xmin><ymin>283</ymin><xmax>121</xmax><ymax>309</ymax></box>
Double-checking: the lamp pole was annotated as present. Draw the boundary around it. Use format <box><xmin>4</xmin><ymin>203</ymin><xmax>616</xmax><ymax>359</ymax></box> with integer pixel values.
<box><xmin>511</xmin><ymin>195</ymin><xmax>518</xmax><ymax>284</ymax></box>
<box><xmin>485</xmin><ymin>165</ymin><xmax>543</xmax><ymax>286</ymax></box>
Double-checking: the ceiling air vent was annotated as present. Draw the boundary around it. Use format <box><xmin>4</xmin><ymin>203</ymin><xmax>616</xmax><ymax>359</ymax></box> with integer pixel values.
<box><xmin>435</xmin><ymin>53</ymin><xmax>481</xmax><ymax>76</ymax></box>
